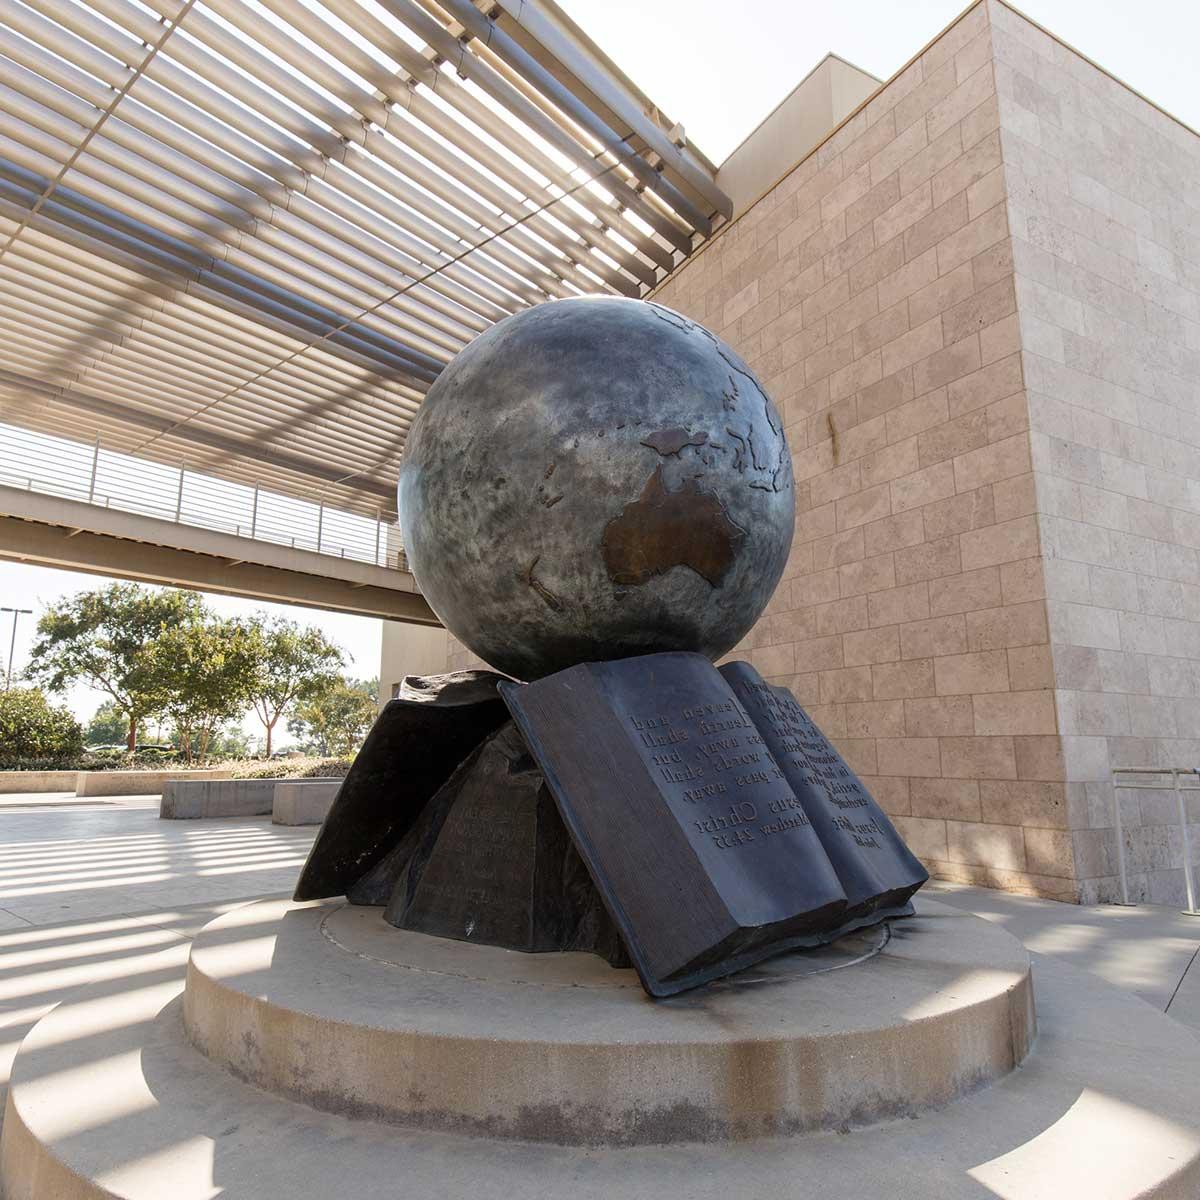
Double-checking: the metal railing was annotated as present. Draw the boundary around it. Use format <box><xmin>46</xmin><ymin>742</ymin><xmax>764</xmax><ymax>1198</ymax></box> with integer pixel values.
<box><xmin>0</xmin><ymin>424</ymin><xmax>408</xmax><ymax>573</ymax></box>
<box><xmin>1111</xmin><ymin>767</ymin><xmax>1200</xmax><ymax>914</ymax></box>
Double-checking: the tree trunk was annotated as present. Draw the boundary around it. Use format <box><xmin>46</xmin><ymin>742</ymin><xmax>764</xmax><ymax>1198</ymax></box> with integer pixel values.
<box><xmin>127</xmin><ymin>716</ymin><xmax>137</xmax><ymax>753</ymax></box>
<box><xmin>264</xmin><ymin>719</ymin><xmax>274</xmax><ymax>759</ymax></box>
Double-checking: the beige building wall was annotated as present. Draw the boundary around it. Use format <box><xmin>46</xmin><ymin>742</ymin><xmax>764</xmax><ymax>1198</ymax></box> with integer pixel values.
<box><xmin>716</xmin><ymin>55</ymin><xmax>880</xmax><ymax>217</ymax></box>
<box><xmin>991</xmin><ymin>4</ymin><xmax>1200</xmax><ymax>904</ymax></box>
<box><xmin>378</xmin><ymin>621</ymin><xmax>449</xmax><ymax>708</ymax></box>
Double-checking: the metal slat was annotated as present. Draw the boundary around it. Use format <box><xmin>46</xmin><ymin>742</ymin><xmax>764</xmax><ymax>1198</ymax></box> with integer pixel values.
<box><xmin>0</xmin><ymin>363</ymin><xmax>399</xmax><ymax>505</ymax></box>
<box><xmin>0</xmin><ymin>185</ymin><xmax>425</xmax><ymax>402</ymax></box>
<box><xmin>0</xmin><ymin>160</ymin><xmax>446</xmax><ymax>385</ymax></box>
<box><xmin>378</xmin><ymin>0</ymin><xmax>682</xmax><ymax>266</ymax></box>
<box><xmin>433</xmin><ymin>0</ymin><xmax>709</xmax><ymax>238</ymax></box>
<box><xmin>12</xmin><ymin>0</ymin><xmax>533</xmax><ymax>324</ymax></box>
<box><xmin>0</xmin><ymin>0</ymin><xmax>729</xmax><ymax>518</ymax></box>
<box><xmin>152</xmin><ymin>0</ymin><xmax>562</xmax><ymax>308</ymax></box>
<box><xmin>277</xmin><ymin>0</ymin><xmax>657</xmax><ymax>290</ymax></box>
<box><xmin>213</xmin><ymin>0</ymin><xmax>644</xmax><ymax>296</ymax></box>
<box><xmin>492</xmin><ymin>0</ymin><xmax>729</xmax><ymax>219</ymax></box>
<box><xmin>0</xmin><ymin>58</ymin><xmax>479</xmax><ymax>354</ymax></box>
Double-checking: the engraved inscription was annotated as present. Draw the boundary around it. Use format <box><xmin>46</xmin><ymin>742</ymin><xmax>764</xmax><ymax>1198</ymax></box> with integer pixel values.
<box><xmin>728</xmin><ymin>676</ymin><xmax>887</xmax><ymax>853</ymax></box>
<box><xmin>622</xmin><ymin>693</ymin><xmax>810</xmax><ymax>852</ymax></box>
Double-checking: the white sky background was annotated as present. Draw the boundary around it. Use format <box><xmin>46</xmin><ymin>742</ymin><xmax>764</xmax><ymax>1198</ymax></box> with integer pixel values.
<box><xmin>0</xmin><ymin>0</ymin><xmax>1196</xmax><ymax>735</ymax></box>
<box><xmin>555</xmin><ymin>0</ymin><xmax>1200</xmax><ymax>164</ymax></box>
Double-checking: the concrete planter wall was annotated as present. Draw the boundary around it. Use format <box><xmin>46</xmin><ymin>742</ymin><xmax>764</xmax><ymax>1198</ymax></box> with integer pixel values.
<box><xmin>272</xmin><ymin>780</ymin><xmax>341</xmax><ymax>826</ymax></box>
<box><xmin>161</xmin><ymin>776</ymin><xmax>342</xmax><ymax>820</ymax></box>
<box><xmin>0</xmin><ymin>770</ymin><xmax>80</xmax><ymax>793</ymax></box>
<box><xmin>78</xmin><ymin>768</ymin><xmax>233</xmax><ymax>797</ymax></box>
<box><xmin>160</xmin><ymin>777</ymin><xmax>276</xmax><ymax>819</ymax></box>
<box><xmin>0</xmin><ymin>768</ymin><xmax>235</xmax><ymax>796</ymax></box>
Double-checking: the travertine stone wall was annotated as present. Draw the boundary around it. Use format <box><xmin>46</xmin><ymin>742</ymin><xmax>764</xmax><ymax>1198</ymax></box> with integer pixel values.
<box><xmin>992</xmin><ymin>3</ymin><xmax>1200</xmax><ymax>904</ymax></box>
<box><xmin>441</xmin><ymin>0</ymin><xmax>1200</xmax><ymax>904</ymax></box>
<box><xmin>651</xmin><ymin>0</ymin><xmax>1072</xmax><ymax>897</ymax></box>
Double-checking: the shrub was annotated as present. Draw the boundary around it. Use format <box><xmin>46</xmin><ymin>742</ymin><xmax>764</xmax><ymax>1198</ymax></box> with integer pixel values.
<box><xmin>229</xmin><ymin>756</ymin><xmax>352</xmax><ymax>780</ymax></box>
<box><xmin>0</xmin><ymin>689</ymin><xmax>84</xmax><ymax>765</ymax></box>
<box><xmin>0</xmin><ymin>757</ymin><xmax>91</xmax><ymax>773</ymax></box>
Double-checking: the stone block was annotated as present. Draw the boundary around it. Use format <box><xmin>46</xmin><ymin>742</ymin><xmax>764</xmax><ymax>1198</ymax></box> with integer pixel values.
<box><xmin>872</xmin><ymin>658</ymin><xmax>936</xmax><ymax>700</ymax></box>
<box><xmin>946</xmin><ymin>819</ymin><xmax>1026</xmax><ymax>871</ymax></box>
<box><xmin>160</xmin><ymin>777</ymin><xmax>273</xmax><ymax>819</ymax></box>
<box><xmin>272</xmin><ymin>780</ymin><xmax>342</xmax><ymax>826</ymax></box>
<box><xmin>868</xmin><ymin>580</ymin><xmax>932</xmax><ymax>627</ymax></box>
<box><xmin>843</xmin><ymin>626</ymin><xmax>902</xmax><ymax>666</ymax></box>
<box><xmin>912</xmin><ymin>776</ymin><xmax>982</xmax><ymax>821</ymax></box>
<box><xmin>901</xmin><ymin>614</ymin><xmax>969</xmax><ymax>659</ymax></box>
<box><xmin>904</xmin><ymin>696</ymin><xmax>975</xmax><ymax>736</ymax></box>
<box><xmin>973</xmin><ymin>690</ymin><xmax>1058</xmax><ymax>735</ymax></box>
<box><xmin>934</xmin><ymin>649</ymin><xmax>1010</xmax><ymax>695</ymax></box>
<box><xmin>940</xmin><ymin>736</ymin><xmax>1018</xmax><ymax>779</ymax></box>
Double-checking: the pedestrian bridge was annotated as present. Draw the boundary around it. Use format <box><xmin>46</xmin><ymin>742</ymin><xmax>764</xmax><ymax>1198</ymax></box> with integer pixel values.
<box><xmin>0</xmin><ymin>424</ymin><xmax>434</xmax><ymax>622</ymax></box>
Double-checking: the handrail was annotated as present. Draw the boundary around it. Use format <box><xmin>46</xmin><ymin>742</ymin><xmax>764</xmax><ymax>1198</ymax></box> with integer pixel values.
<box><xmin>0</xmin><ymin>423</ymin><xmax>409</xmax><ymax>573</ymax></box>
<box><xmin>1111</xmin><ymin>767</ymin><xmax>1200</xmax><ymax>914</ymax></box>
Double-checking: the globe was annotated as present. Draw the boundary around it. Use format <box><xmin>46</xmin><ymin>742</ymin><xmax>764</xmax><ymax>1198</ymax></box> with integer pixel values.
<box><xmin>397</xmin><ymin>296</ymin><xmax>794</xmax><ymax>682</ymax></box>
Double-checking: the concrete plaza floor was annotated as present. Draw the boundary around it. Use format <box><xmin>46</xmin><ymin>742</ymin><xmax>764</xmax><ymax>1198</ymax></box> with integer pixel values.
<box><xmin>3</xmin><ymin>788</ymin><xmax>1200</xmax><ymax>1143</ymax></box>
<box><xmin>0</xmin><ymin>790</ymin><xmax>315</xmax><ymax>1130</ymax></box>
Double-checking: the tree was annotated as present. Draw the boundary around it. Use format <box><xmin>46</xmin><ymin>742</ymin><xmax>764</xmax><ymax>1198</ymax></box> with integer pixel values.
<box><xmin>27</xmin><ymin>584</ymin><xmax>203</xmax><ymax>750</ymax></box>
<box><xmin>84</xmin><ymin>700</ymin><xmax>128</xmax><ymax>747</ymax></box>
<box><xmin>171</xmin><ymin>722</ymin><xmax>252</xmax><ymax>761</ymax></box>
<box><xmin>210</xmin><ymin>725</ymin><xmax>253</xmax><ymax>759</ymax></box>
<box><xmin>150</xmin><ymin>616</ymin><xmax>258</xmax><ymax>764</ymax></box>
<box><xmin>287</xmin><ymin>676</ymin><xmax>377</xmax><ymax>758</ymax></box>
<box><xmin>244</xmin><ymin>618</ymin><xmax>344</xmax><ymax>758</ymax></box>
<box><xmin>0</xmin><ymin>688</ymin><xmax>84</xmax><ymax>764</ymax></box>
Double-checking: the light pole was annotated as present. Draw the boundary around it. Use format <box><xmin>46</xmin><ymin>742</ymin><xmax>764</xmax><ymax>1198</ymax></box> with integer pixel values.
<box><xmin>1</xmin><ymin>608</ymin><xmax>32</xmax><ymax>691</ymax></box>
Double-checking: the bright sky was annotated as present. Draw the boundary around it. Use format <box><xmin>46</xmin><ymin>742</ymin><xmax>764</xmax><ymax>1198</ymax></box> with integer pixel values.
<box><xmin>556</xmin><ymin>0</ymin><xmax>1200</xmax><ymax>164</ymax></box>
<box><xmin>1</xmin><ymin>0</ymin><xmax>1195</xmax><ymax>730</ymax></box>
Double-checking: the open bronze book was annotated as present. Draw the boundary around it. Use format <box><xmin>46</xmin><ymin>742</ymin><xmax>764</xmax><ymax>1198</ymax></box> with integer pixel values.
<box><xmin>502</xmin><ymin>652</ymin><xmax>926</xmax><ymax>997</ymax></box>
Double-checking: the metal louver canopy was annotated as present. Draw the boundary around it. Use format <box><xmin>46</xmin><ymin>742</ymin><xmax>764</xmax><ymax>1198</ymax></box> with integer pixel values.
<box><xmin>0</xmin><ymin>0</ymin><xmax>729</xmax><ymax>518</ymax></box>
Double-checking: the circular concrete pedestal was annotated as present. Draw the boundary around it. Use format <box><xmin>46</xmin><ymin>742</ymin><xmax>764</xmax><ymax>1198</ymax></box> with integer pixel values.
<box><xmin>9</xmin><ymin>896</ymin><xmax>1200</xmax><ymax>1200</ymax></box>
<box><xmin>183</xmin><ymin>898</ymin><xmax>1034</xmax><ymax>1144</ymax></box>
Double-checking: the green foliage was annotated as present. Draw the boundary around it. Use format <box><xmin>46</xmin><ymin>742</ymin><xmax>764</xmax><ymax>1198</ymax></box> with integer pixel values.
<box><xmin>0</xmin><ymin>688</ymin><xmax>84</xmax><ymax>764</ymax></box>
<box><xmin>243</xmin><ymin>618</ymin><xmax>345</xmax><ymax>757</ymax></box>
<box><xmin>82</xmin><ymin>747</ymin><xmax>179</xmax><ymax>767</ymax></box>
<box><xmin>21</xmin><ymin>582</ymin><xmax>358</xmax><ymax>767</ymax></box>
<box><xmin>27</xmin><ymin>583</ymin><xmax>203</xmax><ymax>750</ymax></box>
<box><xmin>230</xmin><ymin>756</ymin><xmax>351</xmax><ymax>780</ymax></box>
<box><xmin>84</xmin><ymin>700</ymin><xmax>129</xmax><ymax>746</ymax></box>
<box><xmin>171</xmin><ymin>725</ymin><xmax>253</xmax><ymax>761</ymax></box>
<box><xmin>287</xmin><ymin>676</ymin><xmax>377</xmax><ymax>758</ymax></box>
<box><xmin>150</xmin><ymin>616</ymin><xmax>258</xmax><ymax>764</ymax></box>
<box><xmin>209</xmin><ymin>727</ymin><xmax>254</xmax><ymax>759</ymax></box>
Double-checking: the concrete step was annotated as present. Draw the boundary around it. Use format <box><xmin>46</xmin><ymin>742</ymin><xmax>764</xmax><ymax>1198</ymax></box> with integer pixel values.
<box><xmin>7</xmin><ymin>940</ymin><xmax>1200</xmax><ymax>1195</ymax></box>
<box><xmin>270</xmin><ymin>781</ymin><xmax>340</xmax><ymax>826</ymax></box>
<box><xmin>4</xmin><ymin>910</ymin><xmax>1200</xmax><ymax>1198</ymax></box>
<box><xmin>181</xmin><ymin>897</ymin><xmax>1033</xmax><ymax>1144</ymax></box>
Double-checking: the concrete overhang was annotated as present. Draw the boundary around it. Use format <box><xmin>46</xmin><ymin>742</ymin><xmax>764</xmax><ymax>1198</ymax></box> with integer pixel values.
<box><xmin>0</xmin><ymin>483</ymin><xmax>438</xmax><ymax>624</ymax></box>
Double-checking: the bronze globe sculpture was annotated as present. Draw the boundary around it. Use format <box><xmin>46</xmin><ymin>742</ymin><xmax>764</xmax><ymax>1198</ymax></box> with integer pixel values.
<box><xmin>397</xmin><ymin>296</ymin><xmax>794</xmax><ymax>681</ymax></box>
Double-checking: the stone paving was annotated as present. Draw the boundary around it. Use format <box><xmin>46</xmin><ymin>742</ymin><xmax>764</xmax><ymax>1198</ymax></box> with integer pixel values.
<box><xmin>3</xmin><ymin>789</ymin><xmax>1200</xmax><ymax>1143</ymax></box>
<box><xmin>0</xmin><ymin>791</ymin><xmax>316</xmax><ymax>1127</ymax></box>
